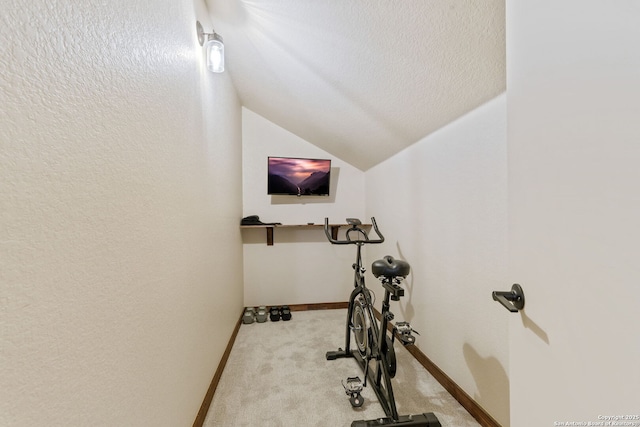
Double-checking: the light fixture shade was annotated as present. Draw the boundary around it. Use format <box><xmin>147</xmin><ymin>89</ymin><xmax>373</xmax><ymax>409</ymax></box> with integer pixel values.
<box><xmin>205</xmin><ymin>35</ymin><xmax>224</xmax><ymax>73</ymax></box>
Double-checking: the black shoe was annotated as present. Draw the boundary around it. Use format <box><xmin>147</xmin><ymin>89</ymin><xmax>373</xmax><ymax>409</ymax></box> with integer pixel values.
<box><xmin>269</xmin><ymin>306</ymin><xmax>280</xmax><ymax>321</ymax></box>
<box><xmin>281</xmin><ymin>305</ymin><xmax>292</xmax><ymax>321</ymax></box>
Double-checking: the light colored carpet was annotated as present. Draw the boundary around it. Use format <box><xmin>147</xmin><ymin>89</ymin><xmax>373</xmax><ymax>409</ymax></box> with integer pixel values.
<box><xmin>203</xmin><ymin>309</ymin><xmax>480</xmax><ymax>427</ymax></box>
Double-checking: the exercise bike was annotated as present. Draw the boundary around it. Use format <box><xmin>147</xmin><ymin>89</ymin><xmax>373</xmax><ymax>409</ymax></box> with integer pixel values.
<box><xmin>324</xmin><ymin>218</ymin><xmax>441</xmax><ymax>427</ymax></box>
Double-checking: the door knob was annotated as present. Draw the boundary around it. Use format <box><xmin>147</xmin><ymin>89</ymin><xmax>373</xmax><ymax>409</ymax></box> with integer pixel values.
<box><xmin>492</xmin><ymin>284</ymin><xmax>525</xmax><ymax>312</ymax></box>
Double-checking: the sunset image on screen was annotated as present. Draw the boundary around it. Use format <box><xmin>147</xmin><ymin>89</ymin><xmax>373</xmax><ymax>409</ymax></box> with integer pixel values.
<box><xmin>268</xmin><ymin>157</ymin><xmax>331</xmax><ymax>196</ymax></box>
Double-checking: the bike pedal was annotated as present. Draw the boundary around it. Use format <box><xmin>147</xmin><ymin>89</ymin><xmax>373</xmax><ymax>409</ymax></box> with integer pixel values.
<box><xmin>400</xmin><ymin>334</ymin><xmax>416</xmax><ymax>345</ymax></box>
<box><xmin>395</xmin><ymin>321</ymin><xmax>419</xmax><ymax>345</ymax></box>
<box><xmin>342</xmin><ymin>376</ymin><xmax>364</xmax><ymax>394</ymax></box>
<box><xmin>343</xmin><ymin>376</ymin><xmax>365</xmax><ymax>408</ymax></box>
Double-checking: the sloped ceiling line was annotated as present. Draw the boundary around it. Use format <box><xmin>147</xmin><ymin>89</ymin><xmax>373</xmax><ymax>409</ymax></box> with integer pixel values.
<box><xmin>207</xmin><ymin>0</ymin><xmax>505</xmax><ymax>170</ymax></box>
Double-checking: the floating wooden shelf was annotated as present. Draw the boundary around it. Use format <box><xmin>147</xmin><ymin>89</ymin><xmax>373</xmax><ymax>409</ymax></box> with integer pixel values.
<box><xmin>240</xmin><ymin>223</ymin><xmax>371</xmax><ymax>245</ymax></box>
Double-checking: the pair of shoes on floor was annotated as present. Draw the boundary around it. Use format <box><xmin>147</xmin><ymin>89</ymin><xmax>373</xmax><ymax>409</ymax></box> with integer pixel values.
<box><xmin>243</xmin><ymin>306</ymin><xmax>268</xmax><ymax>324</ymax></box>
<box><xmin>269</xmin><ymin>305</ymin><xmax>292</xmax><ymax>322</ymax></box>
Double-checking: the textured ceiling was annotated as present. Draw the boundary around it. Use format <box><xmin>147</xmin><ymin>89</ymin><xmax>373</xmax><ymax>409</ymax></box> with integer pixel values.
<box><xmin>206</xmin><ymin>0</ymin><xmax>505</xmax><ymax>170</ymax></box>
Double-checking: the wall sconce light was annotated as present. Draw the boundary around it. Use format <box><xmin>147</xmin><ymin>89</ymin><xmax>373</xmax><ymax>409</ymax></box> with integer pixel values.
<box><xmin>196</xmin><ymin>21</ymin><xmax>224</xmax><ymax>73</ymax></box>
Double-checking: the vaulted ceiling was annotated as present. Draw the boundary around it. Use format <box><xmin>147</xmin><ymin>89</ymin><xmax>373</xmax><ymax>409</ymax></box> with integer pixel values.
<box><xmin>206</xmin><ymin>0</ymin><xmax>505</xmax><ymax>170</ymax></box>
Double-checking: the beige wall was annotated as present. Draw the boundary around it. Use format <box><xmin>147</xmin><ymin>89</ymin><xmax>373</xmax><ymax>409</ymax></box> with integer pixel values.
<box><xmin>0</xmin><ymin>1</ymin><xmax>243</xmax><ymax>426</ymax></box>
<box><xmin>365</xmin><ymin>95</ymin><xmax>509</xmax><ymax>426</ymax></box>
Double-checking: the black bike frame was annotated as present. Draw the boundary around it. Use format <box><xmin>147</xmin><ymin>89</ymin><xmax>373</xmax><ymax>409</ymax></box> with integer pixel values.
<box><xmin>324</xmin><ymin>218</ymin><xmax>400</xmax><ymax>419</ymax></box>
<box><xmin>325</xmin><ymin>218</ymin><xmax>384</xmax><ymax>359</ymax></box>
<box><xmin>325</xmin><ymin>218</ymin><xmax>442</xmax><ymax>427</ymax></box>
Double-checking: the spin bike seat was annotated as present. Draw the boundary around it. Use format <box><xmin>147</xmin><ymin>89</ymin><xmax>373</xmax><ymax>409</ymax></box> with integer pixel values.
<box><xmin>371</xmin><ymin>256</ymin><xmax>410</xmax><ymax>279</ymax></box>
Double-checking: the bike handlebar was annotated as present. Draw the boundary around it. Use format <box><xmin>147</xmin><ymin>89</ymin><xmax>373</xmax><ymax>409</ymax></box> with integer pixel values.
<box><xmin>324</xmin><ymin>217</ymin><xmax>385</xmax><ymax>245</ymax></box>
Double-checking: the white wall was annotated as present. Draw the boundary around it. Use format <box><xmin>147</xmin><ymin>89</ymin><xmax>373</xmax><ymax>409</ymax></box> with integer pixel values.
<box><xmin>365</xmin><ymin>95</ymin><xmax>509</xmax><ymax>426</ymax></box>
<box><xmin>0</xmin><ymin>1</ymin><xmax>243</xmax><ymax>426</ymax></box>
<box><xmin>507</xmin><ymin>2</ymin><xmax>640</xmax><ymax>425</ymax></box>
<box><xmin>242</xmin><ymin>108</ymin><xmax>365</xmax><ymax>306</ymax></box>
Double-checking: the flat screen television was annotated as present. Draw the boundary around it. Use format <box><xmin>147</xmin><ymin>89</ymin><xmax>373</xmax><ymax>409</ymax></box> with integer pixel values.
<box><xmin>268</xmin><ymin>157</ymin><xmax>331</xmax><ymax>196</ymax></box>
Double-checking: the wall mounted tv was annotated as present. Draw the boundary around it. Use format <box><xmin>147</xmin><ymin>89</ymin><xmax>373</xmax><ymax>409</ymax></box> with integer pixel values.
<box><xmin>268</xmin><ymin>157</ymin><xmax>331</xmax><ymax>196</ymax></box>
